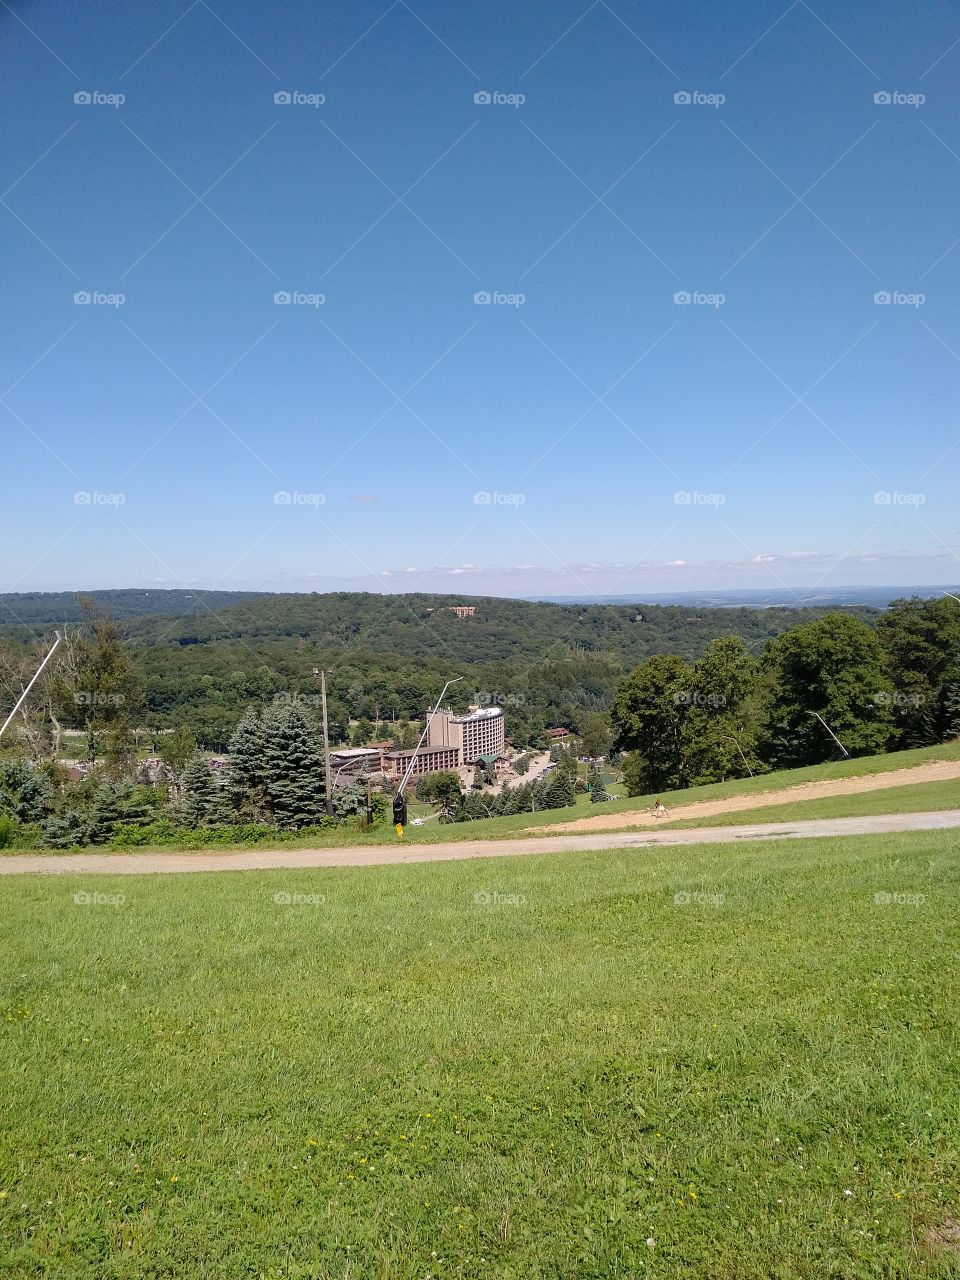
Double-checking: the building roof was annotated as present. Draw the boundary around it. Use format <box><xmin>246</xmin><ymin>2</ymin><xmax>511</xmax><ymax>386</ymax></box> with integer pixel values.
<box><xmin>330</xmin><ymin>747</ymin><xmax>382</xmax><ymax>759</ymax></box>
<box><xmin>477</xmin><ymin>752</ymin><xmax>502</xmax><ymax>765</ymax></box>
<box><xmin>452</xmin><ymin>706</ymin><xmax>503</xmax><ymax>723</ymax></box>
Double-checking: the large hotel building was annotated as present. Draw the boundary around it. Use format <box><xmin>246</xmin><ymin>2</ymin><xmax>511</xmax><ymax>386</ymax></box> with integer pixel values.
<box><xmin>329</xmin><ymin>705</ymin><xmax>505</xmax><ymax>784</ymax></box>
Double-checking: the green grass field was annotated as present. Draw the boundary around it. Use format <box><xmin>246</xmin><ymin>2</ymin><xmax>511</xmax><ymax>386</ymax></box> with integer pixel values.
<box><xmin>3</xmin><ymin>828</ymin><xmax>960</xmax><ymax>1277</ymax></box>
<box><xmin>662</xmin><ymin>777</ymin><xmax>960</xmax><ymax>830</ymax></box>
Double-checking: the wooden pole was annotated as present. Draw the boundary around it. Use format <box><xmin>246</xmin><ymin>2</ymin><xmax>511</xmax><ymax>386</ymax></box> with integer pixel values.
<box><xmin>320</xmin><ymin>669</ymin><xmax>333</xmax><ymax>816</ymax></box>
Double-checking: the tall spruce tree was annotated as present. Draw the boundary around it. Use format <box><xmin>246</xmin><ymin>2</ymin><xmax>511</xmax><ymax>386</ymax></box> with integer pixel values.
<box><xmin>546</xmin><ymin>770</ymin><xmax>575</xmax><ymax>809</ymax></box>
<box><xmin>227</xmin><ymin>704</ymin><xmax>326</xmax><ymax>828</ymax></box>
<box><xmin>261</xmin><ymin>703</ymin><xmax>327</xmax><ymax>829</ymax></box>
<box><xmin>179</xmin><ymin>755</ymin><xmax>226</xmax><ymax>827</ymax></box>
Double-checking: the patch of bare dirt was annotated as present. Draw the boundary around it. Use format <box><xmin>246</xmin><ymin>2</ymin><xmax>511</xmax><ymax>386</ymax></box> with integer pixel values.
<box><xmin>925</xmin><ymin>1219</ymin><xmax>960</xmax><ymax>1256</ymax></box>
<box><xmin>531</xmin><ymin>759</ymin><xmax>960</xmax><ymax>835</ymax></box>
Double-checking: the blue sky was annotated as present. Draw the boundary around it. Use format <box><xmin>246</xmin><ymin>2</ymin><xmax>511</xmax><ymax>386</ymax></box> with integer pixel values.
<box><xmin>3</xmin><ymin>0</ymin><xmax>960</xmax><ymax>598</ymax></box>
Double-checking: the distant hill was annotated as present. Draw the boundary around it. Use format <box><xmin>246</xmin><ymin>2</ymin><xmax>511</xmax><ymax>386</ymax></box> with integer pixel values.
<box><xmin>0</xmin><ymin>589</ymin><xmax>270</xmax><ymax>628</ymax></box>
<box><xmin>0</xmin><ymin>587</ymin><xmax>905</xmax><ymax>751</ymax></box>
<box><xmin>531</xmin><ymin>586</ymin><xmax>958</xmax><ymax>609</ymax></box>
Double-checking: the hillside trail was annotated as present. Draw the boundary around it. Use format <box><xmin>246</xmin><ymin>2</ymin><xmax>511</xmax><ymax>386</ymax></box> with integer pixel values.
<box><xmin>530</xmin><ymin>758</ymin><xmax>960</xmax><ymax>834</ymax></box>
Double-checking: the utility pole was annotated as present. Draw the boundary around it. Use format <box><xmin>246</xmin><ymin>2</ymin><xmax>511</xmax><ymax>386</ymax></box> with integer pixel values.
<box><xmin>0</xmin><ymin>631</ymin><xmax>61</xmax><ymax>741</ymax></box>
<box><xmin>809</xmin><ymin>711</ymin><xmax>850</xmax><ymax>758</ymax></box>
<box><xmin>319</xmin><ymin>668</ymin><xmax>333</xmax><ymax>816</ymax></box>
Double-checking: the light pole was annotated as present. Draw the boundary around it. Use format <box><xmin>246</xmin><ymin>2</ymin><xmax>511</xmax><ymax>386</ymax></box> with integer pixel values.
<box><xmin>397</xmin><ymin>675</ymin><xmax>463</xmax><ymax>798</ymax></box>
<box><xmin>808</xmin><ymin>710</ymin><xmax>850</xmax><ymax>758</ymax></box>
<box><xmin>720</xmin><ymin>733</ymin><xmax>753</xmax><ymax>776</ymax></box>
<box><xmin>0</xmin><ymin>631</ymin><xmax>61</xmax><ymax>742</ymax></box>
<box><xmin>941</xmin><ymin>591</ymin><xmax>960</xmax><ymax>605</ymax></box>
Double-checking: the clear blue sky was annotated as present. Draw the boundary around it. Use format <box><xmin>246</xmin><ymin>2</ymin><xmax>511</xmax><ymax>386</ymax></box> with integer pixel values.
<box><xmin>3</xmin><ymin>0</ymin><xmax>960</xmax><ymax>598</ymax></box>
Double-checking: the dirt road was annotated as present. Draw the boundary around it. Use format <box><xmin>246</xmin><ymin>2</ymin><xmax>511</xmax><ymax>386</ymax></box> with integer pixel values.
<box><xmin>531</xmin><ymin>759</ymin><xmax>960</xmax><ymax>834</ymax></box>
<box><xmin>1</xmin><ymin>809</ymin><xmax>958</xmax><ymax>876</ymax></box>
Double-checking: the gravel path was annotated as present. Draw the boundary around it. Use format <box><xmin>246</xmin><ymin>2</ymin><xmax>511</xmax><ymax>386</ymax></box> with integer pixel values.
<box><xmin>1</xmin><ymin>810</ymin><xmax>958</xmax><ymax>876</ymax></box>
<box><xmin>530</xmin><ymin>759</ymin><xmax>960</xmax><ymax>834</ymax></box>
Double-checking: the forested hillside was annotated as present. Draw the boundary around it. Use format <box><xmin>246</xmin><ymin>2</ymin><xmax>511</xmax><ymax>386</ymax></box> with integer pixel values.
<box><xmin>1</xmin><ymin>590</ymin><xmax>877</xmax><ymax>749</ymax></box>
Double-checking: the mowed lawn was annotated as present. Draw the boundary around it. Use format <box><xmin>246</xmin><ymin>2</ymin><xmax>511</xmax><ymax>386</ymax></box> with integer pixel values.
<box><xmin>661</xmin><ymin>777</ymin><xmax>960</xmax><ymax>830</ymax></box>
<box><xmin>2</xmin><ymin>832</ymin><xmax>960</xmax><ymax>1279</ymax></box>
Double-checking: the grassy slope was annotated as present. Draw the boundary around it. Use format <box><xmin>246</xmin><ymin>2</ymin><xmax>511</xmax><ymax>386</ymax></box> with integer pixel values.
<box><xmin>6</xmin><ymin>741</ymin><xmax>958</xmax><ymax>856</ymax></box>
<box><xmin>2</xmin><ymin>829</ymin><xmax>960</xmax><ymax>1278</ymax></box>
<box><xmin>662</xmin><ymin>776</ymin><xmax>960</xmax><ymax>829</ymax></box>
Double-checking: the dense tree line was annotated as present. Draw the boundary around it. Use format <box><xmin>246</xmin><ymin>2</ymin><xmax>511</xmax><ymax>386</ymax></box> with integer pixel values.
<box><xmin>612</xmin><ymin>605</ymin><xmax>960</xmax><ymax>794</ymax></box>
<box><xmin>1</xmin><ymin>590</ymin><xmax>879</xmax><ymax>751</ymax></box>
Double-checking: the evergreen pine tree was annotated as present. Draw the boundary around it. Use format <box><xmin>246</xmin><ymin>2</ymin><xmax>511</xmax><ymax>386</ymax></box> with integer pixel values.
<box><xmin>942</xmin><ymin>678</ymin><xmax>960</xmax><ymax>741</ymax></box>
<box><xmin>546</xmin><ymin>770</ymin><xmax>575</xmax><ymax>809</ymax></box>
<box><xmin>259</xmin><ymin>702</ymin><xmax>327</xmax><ymax>829</ymax></box>
<box><xmin>179</xmin><ymin>755</ymin><xmax>227</xmax><ymax>827</ymax></box>
<box><xmin>226</xmin><ymin>710</ymin><xmax>272</xmax><ymax>821</ymax></box>
<box><xmin>589</xmin><ymin>768</ymin><xmax>607</xmax><ymax>803</ymax></box>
